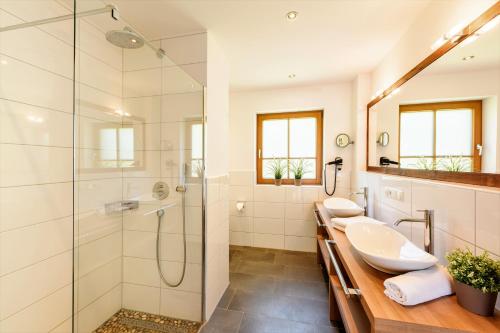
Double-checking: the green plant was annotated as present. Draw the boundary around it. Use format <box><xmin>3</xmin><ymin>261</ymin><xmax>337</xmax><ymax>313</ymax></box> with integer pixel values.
<box><xmin>266</xmin><ymin>158</ymin><xmax>286</xmax><ymax>180</ymax></box>
<box><xmin>415</xmin><ymin>157</ymin><xmax>436</xmax><ymax>170</ymax></box>
<box><xmin>438</xmin><ymin>156</ymin><xmax>469</xmax><ymax>172</ymax></box>
<box><xmin>446</xmin><ymin>248</ymin><xmax>500</xmax><ymax>293</ymax></box>
<box><xmin>289</xmin><ymin>159</ymin><xmax>312</xmax><ymax>179</ymax></box>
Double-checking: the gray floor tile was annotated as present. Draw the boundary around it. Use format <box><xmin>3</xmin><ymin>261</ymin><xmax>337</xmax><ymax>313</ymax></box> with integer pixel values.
<box><xmin>230</xmin><ymin>272</ymin><xmax>276</xmax><ymax>293</ymax></box>
<box><xmin>236</xmin><ymin>261</ymin><xmax>286</xmax><ymax>278</ymax></box>
<box><xmin>274</xmin><ymin>279</ymin><xmax>328</xmax><ymax>301</ymax></box>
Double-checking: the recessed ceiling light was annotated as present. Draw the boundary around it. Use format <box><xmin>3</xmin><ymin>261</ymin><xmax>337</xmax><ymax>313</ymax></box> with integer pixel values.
<box><xmin>288</xmin><ymin>74</ymin><xmax>296</xmax><ymax>79</ymax></box>
<box><xmin>286</xmin><ymin>11</ymin><xmax>298</xmax><ymax>20</ymax></box>
<box><xmin>462</xmin><ymin>55</ymin><xmax>475</xmax><ymax>61</ymax></box>
<box><xmin>131</xmin><ymin>38</ymin><xmax>137</xmax><ymax>43</ymax></box>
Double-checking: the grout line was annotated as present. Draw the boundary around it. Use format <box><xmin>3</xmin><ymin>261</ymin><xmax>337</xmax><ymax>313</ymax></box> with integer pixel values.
<box><xmin>0</xmin><ymin>214</ymin><xmax>73</xmax><ymax>234</ymax></box>
<box><xmin>76</xmin><ymin>282</ymin><xmax>122</xmax><ymax>314</ymax></box>
<box><xmin>123</xmin><ymin>60</ymin><xmax>206</xmax><ymax>74</ymax></box>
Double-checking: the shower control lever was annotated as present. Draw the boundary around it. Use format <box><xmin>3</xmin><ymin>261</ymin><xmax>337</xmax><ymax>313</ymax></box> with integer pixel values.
<box><xmin>176</xmin><ymin>185</ymin><xmax>187</xmax><ymax>193</ymax></box>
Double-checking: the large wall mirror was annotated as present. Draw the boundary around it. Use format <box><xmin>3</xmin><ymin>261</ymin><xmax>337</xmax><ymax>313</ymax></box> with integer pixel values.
<box><xmin>367</xmin><ymin>4</ymin><xmax>500</xmax><ymax>187</ymax></box>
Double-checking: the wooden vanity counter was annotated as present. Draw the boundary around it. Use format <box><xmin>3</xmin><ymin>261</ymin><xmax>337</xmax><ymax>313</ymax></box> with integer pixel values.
<box><xmin>314</xmin><ymin>202</ymin><xmax>500</xmax><ymax>333</ymax></box>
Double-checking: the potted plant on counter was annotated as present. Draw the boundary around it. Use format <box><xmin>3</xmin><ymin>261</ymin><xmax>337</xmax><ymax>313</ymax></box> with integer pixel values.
<box><xmin>446</xmin><ymin>248</ymin><xmax>500</xmax><ymax>316</ymax></box>
<box><xmin>267</xmin><ymin>158</ymin><xmax>286</xmax><ymax>186</ymax></box>
<box><xmin>290</xmin><ymin>159</ymin><xmax>311</xmax><ymax>186</ymax></box>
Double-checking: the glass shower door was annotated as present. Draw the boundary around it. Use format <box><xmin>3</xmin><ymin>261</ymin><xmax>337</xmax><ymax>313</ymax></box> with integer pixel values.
<box><xmin>73</xmin><ymin>2</ymin><xmax>205</xmax><ymax>331</ymax></box>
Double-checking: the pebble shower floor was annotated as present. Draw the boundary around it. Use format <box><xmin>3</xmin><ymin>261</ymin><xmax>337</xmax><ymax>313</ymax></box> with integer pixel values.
<box><xmin>94</xmin><ymin>308</ymin><xmax>201</xmax><ymax>333</ymax></box>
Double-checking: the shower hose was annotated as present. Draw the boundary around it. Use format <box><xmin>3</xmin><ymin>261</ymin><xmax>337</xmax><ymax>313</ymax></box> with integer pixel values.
<box><xmin>155</xmin><ymin>187</ymin><xmax>187</xmax><ymax>287</ymax></box>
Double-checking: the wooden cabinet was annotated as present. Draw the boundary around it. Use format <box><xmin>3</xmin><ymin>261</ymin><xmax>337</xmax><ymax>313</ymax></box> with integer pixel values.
<box><xmin>314</xmin><ymin>202</ymin><xmax>500</xmax><ymax>333</ymax></box>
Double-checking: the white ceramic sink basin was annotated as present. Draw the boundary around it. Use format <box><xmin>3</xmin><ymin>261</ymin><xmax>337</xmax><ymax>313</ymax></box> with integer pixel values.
<box><xmin>323</xmin><ymin>197</ymin><xmax>364</xmax><ymax>217</ymax></box>
<box><xmin>345</xmin><ymin>222</ymin><xmax>438</xmax><ymax>274</ymax></box>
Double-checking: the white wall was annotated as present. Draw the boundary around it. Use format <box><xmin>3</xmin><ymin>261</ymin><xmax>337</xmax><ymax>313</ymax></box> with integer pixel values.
<box><xmin>204</xmin><ymin>33</ymin><xmax>230</xmax><ymax>320</ymax></box>
<box><xmin>371</xmin><ymin>0</ymin><xmax>497</xmax><ymax>94</ymax></box>
<box><xmin>228</xmin><ymin>83</ymin><xmax>354</xmax><ymax>251</ymax></box>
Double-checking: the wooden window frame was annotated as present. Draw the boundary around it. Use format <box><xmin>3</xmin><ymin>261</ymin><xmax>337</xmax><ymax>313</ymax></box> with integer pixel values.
<box><xmin>256</xmin><ymin>110</ymin><xmax>323</xmax><ymax>185</ymax></box>
<box><xmin>398</xmin><ymin>100</ymin><xmax>482</xmax><ymax>172</ymax></box>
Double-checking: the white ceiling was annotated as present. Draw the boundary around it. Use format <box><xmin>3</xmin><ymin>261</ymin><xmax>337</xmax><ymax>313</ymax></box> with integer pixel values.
<box><xmin>101</xmin><ymin>0</ymin><xmax>431</xmax><ymax>91</ymax></box>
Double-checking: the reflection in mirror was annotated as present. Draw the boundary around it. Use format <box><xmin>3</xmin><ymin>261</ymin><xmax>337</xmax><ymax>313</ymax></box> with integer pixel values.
<box><xmin>377</xmin><ymin>132</ymin><xmax>390</xmax><ymax>147</ymax></box>
<box><xmin>369</xmin><ymin>16</ymin><xmax>499</xmax><ymax>174</ymax></box>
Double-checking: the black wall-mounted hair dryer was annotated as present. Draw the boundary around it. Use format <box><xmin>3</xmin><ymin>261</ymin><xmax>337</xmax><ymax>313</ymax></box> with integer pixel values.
<box><xmin>324</xmin><ymin>157</ymin><xmax>343</xmax><ymax>196</ymax></box>
<box><xmin>379</xmin><ymin>157</ymin><xmax>399</xmax><ymax>166</ymax></box>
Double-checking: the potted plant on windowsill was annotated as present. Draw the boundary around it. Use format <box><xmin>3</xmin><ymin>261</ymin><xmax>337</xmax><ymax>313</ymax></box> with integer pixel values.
<box><xmin>446</xmin><ymin>248</ymin><xmax>500</xmax><ymax>316</ymax></box>
<box><xmin>290</xmin><ymin>159</ymin><xmax>311</xmax><ymax>186</ymax></box>
<box><xmin>267</xmin><ymin>158</ymin><xmax>286</xmax><ymax>186</ymax></box>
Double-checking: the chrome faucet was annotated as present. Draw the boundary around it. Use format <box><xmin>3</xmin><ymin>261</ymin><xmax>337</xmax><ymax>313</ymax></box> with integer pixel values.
<box><xmin>394</xmin><ymin>209</ymin><xmax>434</xmax><ymax>254</ymax></box>
<box><xmin>350</xmin><ymin>187</ymin><xmax>368</xmax><ymax>216</ymax></box>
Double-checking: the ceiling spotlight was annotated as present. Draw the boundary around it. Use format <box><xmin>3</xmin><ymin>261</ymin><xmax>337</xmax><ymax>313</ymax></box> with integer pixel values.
<box><xmin>288</xmin><ymin>74</ymin><xmax>296</xmax><ymax>79</ymax></box>
<box><xmin>131</xmin><ymin>38</ymin><xmax>137</xmax><ymax>43</ymax></box>
<box><xmin>286</xmin><ymin>11</ymin><xmax>298</xmax><ymax>20</ymax></box>
<box><xmin>462</xmin><ymin>55</ymin><xmax>475</xmax><ymax>61</ymax></box>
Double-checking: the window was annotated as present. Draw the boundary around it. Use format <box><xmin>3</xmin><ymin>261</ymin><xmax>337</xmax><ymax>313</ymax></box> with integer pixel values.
<box><xmin>256</xmin><ymin>110</ymin><xmax>323</xmax><ymax>185</ymax></box>
<box><xmin>399</xmin><ymin>101</ymin><xmax>482</xmax><ymax>172</ymax></box>
<box><xmin>98</xmin><ymin>126</ymin><xmax>136</xmax><ymax>168</ymax></box>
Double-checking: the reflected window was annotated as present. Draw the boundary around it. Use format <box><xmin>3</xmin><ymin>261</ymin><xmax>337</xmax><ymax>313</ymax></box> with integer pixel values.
<box><xmin>98</xmin><ymin>127</ymin><xmax>136</xmax><ymax>168</ymax></box>
<box><xmin>190</xmin><ymin>123</ymin><xmax>203</xmax><ymax>177</ymax></box>
<box><xmin>399</xmin><ymin>101</ymin><xmax>481</xmax><ymax>172</ymax></box>
<box><xmin>256</xmin><ymin>110</ymin><xmax>323</xmax><ymax>185</ymax></box>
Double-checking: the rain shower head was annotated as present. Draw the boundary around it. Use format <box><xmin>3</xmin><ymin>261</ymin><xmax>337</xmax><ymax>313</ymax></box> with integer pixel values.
<box><xmin>105</xmin><ymin>28</ymin><xmax>144</xmax><ymax>49</ymax></box>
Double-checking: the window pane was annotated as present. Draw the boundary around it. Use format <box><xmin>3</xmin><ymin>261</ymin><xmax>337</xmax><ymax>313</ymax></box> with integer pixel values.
<box><xmin>289</xmin><ymin>159</ymin><xmax>316</xmax><ymax>179</ymax></box>
<box><xmin>400</xmin><ymin>157</ymin><xmax>435</xmax><ymax>170</ymax></box>
<box><xmin>262</xmin><ymin>119</ymin><xmax>287</xmax><ymax>158</ymax></box>
<box><xmin>119</xmin><ymin>127</ymin><xmax>134</xmax><ymax>160</ymax></box>
<box><xmin>436</xmin><ymin>157</ymin><xmax>472</xmax><ymax>172</ymax></box>
<box><xmin>192</xmin><ymin>123</ymin><xmax>203</xmax><ymax>159</ymax></box>
<box><xmin>100</xmin><ymin>128</ymin><xmax>117</xmax><ymax>161</ymax></box>
<box><xmin>263</xmin><ymin>159</ymin><xmax>288</xmax><ymax>179</ymax></box>
<box><xmin>290</xmin><ymin>117</ymin><xmax>316</xmax><ymax>158</ymax></box>
<box><xmin>400</xmin><ymin>111</ymin><xmax>434</xmax><ymax>156</ymax></box>
<box><xmin>436</xmin><ymin>109</ymin><xmax>472</xmax><ymax>156</ymax></box>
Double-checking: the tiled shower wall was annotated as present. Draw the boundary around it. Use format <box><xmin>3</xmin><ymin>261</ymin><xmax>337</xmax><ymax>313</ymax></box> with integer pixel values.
<box><xmin>0</xmin><ymin>0</ymin><xmax>124</xmax><ymax>331</ymax></box>
<box><xmin>228</xmin><ymin>170</ymin><xmax>352</xmax><ymax>252</ymax></box>
<box><xmin>120</xmin><ymin>33</ymin><xmax>207</xmax><ymax>322</ymax></box>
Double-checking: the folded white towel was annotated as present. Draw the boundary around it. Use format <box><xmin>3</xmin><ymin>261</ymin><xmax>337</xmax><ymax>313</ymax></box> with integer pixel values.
<box><xmin>383</xmin><ymin>265</ymin><xmax>454</xmax><ymax>306</ymax></box>
<box><xmin>331</xmin><ymin>215</ymin><xmax>385</xmax><ymax>232</ymax></box>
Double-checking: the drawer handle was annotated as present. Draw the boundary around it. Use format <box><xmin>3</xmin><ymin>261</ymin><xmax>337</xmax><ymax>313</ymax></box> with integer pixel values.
<box><xmin>314</xmin><ymin>210</ymin><xmax>326</xmax><ymax>227</ymax></box>
<box><xmin>324</xmin><ymin>239</ymin><xmax>361</xmax><ymax>297</ymax></box>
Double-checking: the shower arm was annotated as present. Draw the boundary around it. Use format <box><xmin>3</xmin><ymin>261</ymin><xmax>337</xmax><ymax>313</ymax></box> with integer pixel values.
<box><xmin>0</xmin><ymin>5</ymin><xmax>119</xmax><ymax>33</ymax></box>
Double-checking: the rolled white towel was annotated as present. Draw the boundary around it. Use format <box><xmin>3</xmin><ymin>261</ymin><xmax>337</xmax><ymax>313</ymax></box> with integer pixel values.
<box><xmin>383</xmin><ymin>265</ymin><xmax>454</xmax><ymax>306</ymax></box>
<box><xmin>331</xmin><ymin>215</ymin><xmax>385</xmax><ymax>232</ymax></box>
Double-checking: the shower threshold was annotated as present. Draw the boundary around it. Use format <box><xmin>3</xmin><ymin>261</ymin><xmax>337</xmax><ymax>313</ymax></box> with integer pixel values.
<box><xmin>94</xmin><ymin>308</ymin><xmax>201</xmax><ymax>333</ymax></box>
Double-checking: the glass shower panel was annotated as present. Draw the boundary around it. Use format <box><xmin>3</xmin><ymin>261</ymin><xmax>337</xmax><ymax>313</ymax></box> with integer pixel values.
<box><xmin>0</xmin><ymin>1</ymin><xmax>75</xmax><ymax>332</ymax></box>
<box><xmin>73</xmin><ymin>1</ymin><xmax>205</xmax><ymax>331</ymax></box>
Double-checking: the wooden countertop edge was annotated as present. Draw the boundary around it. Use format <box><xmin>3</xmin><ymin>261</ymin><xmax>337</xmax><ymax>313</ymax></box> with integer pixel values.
<box><xmin>314</xmin><ymin>201</ymin><xmax>500</xmax><ymax>333</ymax></box>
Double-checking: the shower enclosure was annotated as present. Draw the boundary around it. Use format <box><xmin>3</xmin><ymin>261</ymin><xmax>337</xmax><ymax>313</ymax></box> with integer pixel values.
<box><xmin>0</xmin><ymin>1</ymin><xmax>205</xmax><ymax>332</ymax></box>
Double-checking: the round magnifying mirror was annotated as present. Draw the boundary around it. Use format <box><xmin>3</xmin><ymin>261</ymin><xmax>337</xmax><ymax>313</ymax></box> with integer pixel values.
<box><xmin>377</xmin><ymin>132</ymin><xmax>390</xmax><ymax>147</ymax></box>
<box><xmin>336</xmin><ymin>133</ymin><xmax>352</xmax><ymax>148</ymax></box>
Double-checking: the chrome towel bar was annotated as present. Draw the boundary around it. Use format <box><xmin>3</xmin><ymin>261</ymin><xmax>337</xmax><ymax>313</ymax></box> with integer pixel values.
<box><xmin>324</xmin><ymin>239</ymin><xmax>361</xmax><ymax>297</ymax></box>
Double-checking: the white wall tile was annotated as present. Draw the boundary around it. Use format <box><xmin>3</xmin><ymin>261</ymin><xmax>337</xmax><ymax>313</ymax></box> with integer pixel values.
<box><xmin>160</xmin><ymin>33</ymin><xmax>207</xmax><ymax>66</ymax></box>
<box><xmin>253</xmin><ymin>218</ymin><xmax>283</xmax><ymax>235</ymax></box>
<box><xmin>229</xmin><ymin>185</ymin><xmax>253</xmax><ymax>202</ymax></box>
<box><xmin>123</xmin><ymin>96</ymin><xmax>161</xmax><ymax>124</ymax></box>
<box><xmin>79</xmin><ymin>52</ymin><xmax>122</xmax><ymax>97</ymax></box>
<box><xmin>0</xmin><ymin>217</ymin><xmax>72</xmax><ymax>276</ymax></box>
<box><xmin>77</xmin><ymin>257</ymin><xmax>121</xmax><ymax>310</ymax></box>
<box><xmin>77</xmin><ymin>285</ymin><xmax>121</xmax><ymax>333</ymax></box>
<box><xmin>0</xmin><ymin>144</ymin><xmax>72</xmax><ymax>187</ymax></box>
<box><xmin>160</xmin><ymin>262</ymin><xmax>202</xmax><ymax>293</ymax></box>
<box><xmin>78</xmin><ymin>231</ymin><xmax>122</xmax><ymax>278</ymax></box>
<box><xmin>434</xmin><ymin>228</ymin><xmax>475</xmax><ymax>265</ymax></box>
<box><xmin>412</xmin><ymin>181</ymin><xmax>475</xmax><ymax>243</ymax></box>
<box><xmin>475</xmin><ymin>191</ymin><xmax>500</xmax><ymax>256</ymax></box>
<box><xmin>229</xmin><ymin>171</ymin><xmax>254</xmax><ymax>186</ymax></box>
<box><xmin>122</xmin><ymin>283</ymin><xmax>160</xmax><ymax>315</ymax></box>
<box><xmin>285</xmin><ymin>219</ymin><xmax>316</xmax><ymax>237</ymax></box>
<box><xmin>123</xmin><ymin>41</ymin><xmax>162</xmax><ymax>71</ymax></box>
<box><xmin>229</xmin><ymin>216</ymin><xmax>252</xmax><ymax>232</ymax></box>
<box><xmin>285</xmin><ymin>203</ymin><xmax>314</xmax><ymax>221</ymax></box>
<box><xmin>253</xmin><ymin>233</ymin><xmax>284</xmax><ymax>249</ymax></box>
<box><xmin>161</xmin><ymin>92</ymin><xmax>203</xmax><ymax>122</ymax></box>
<box><xmin>123</xmin><ymin>68</ymin><xmax>162</xmax><ymax>98</ymax></box>
<box><xmin>285</xmin><ymin>236</ymin><xmax>316</xmax><ymax>252</ymax></box>
<box><xmin>163</xmin><ymin>65</ymin><xmax>204</xmax><ymax>95</ymax></box>
<box><xmin>0</xmin><ymin>284</ymin><xmax>72</xmax><ymax>333</ymax></box>
<box><xmin>253</xmin><ymin>186</ymin><xmax>285</xmax><ymax>202</ymax></box>
<box><xmin>123</xmin><ymin>257</ymin><xmax>160</xmax><ymax>287</ymax></box>
<box><xmin>0</xmin><ymin>182</ymin><xmax>72</xmax><ymax>232</ymax></box>
<box><xmin>160</xmin><ymin>289</ymin><xmax>201</xmax><ymax>321</ymax></box>
<box><xmin>0</xmin><ymin>251</ymin><xmax>72</xmax><ymax>320</ymax></box>
<box><xmin>253</xmin><ymin>202</ymin><xmax>284</xmax><ymax>219</ymax></box>
<box><xmin>230</xmin><ymin>231</ymin><xmax>252</xmax><ymax>246</ymax></box>
<box><xmin>0</xmin><ymin>100</ymin><xmax>73</xmax><ymax>147</ymax></box>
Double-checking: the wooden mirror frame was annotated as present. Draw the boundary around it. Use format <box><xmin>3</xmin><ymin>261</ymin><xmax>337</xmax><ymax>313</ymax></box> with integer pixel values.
<box><xmin>366</xmin><ymin>2</ymin><xmax>500</xmax><ymax>188</ymax></box>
